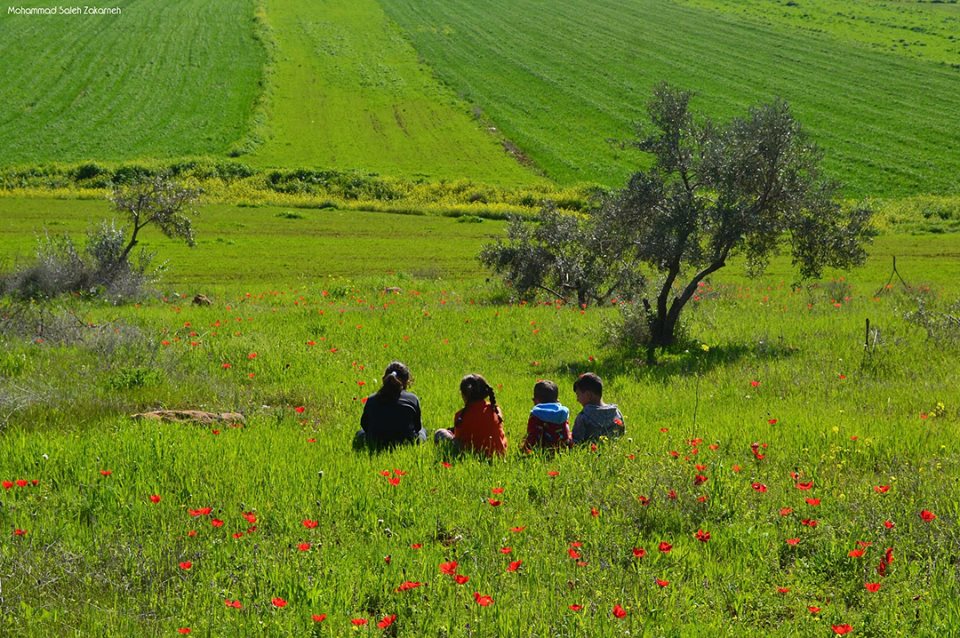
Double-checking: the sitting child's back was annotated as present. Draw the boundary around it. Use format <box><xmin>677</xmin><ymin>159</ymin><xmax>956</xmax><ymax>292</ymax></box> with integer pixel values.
<box><xmin>523</xmin><ymin>380</ymin><xmax>572</xmax><ymax>451</ymax></box>
<box><xmin>572</xmin><ymin>373</ymin><xmax>625</xmax><ymax>444</ymax></box>
<box><xmin>454</xmin><ymin>399</ymin><xmax>507</xmax><ymax>457</ymax></box>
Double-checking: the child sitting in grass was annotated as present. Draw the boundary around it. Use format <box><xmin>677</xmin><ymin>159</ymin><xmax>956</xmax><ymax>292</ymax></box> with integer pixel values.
<box><xmin>522</xmin><ymin>379</ymin><xmax>572</xmax><ymax>452</ymax></box>
<box><xmin>572</xmin><ymin>372</ymin><xmax>625</xmax><ymax>445</ymax></box>
<box><xmin>434</xmin><ymin>373</ymin><xmax>507</xmax><ymax>457</ymax></box>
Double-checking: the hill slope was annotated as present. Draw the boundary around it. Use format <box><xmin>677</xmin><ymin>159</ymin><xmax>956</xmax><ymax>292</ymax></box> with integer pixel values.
<box><xmin>380</xmin><ymin>0</ymin><xmax>960</xmax><ymax>196</ymax></box>
<box><xmin>0</xmin><ymin>0</ymin><xmax>265</xmax><ymax>164</ymax></box>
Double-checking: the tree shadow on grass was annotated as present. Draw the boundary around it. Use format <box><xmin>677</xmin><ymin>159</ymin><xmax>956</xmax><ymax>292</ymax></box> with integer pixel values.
<box><xmin>551</xmin><ymin>339</ymin><xmax>799</xmax><ymax>384</ymax></box>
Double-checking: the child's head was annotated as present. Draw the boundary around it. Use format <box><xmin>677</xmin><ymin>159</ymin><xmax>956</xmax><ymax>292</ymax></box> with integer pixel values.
<box><xmin>379</xmin><ymin>361</ymin><xmax>411</xmax><ymax>399</ymax></box>
<box><xmin>573</xmin><ymin>372</ymin><xmax>603</xmax><ymax>406</ymax></box>
<box><xmin>460</xmin><ymin>373</ymin><xmax>496</xmax><ymax>407</ymax></box>
<box><xmin>532</xmin><ymin>379</ymin><xmax>559</xmax><ymax>405</ymax></box>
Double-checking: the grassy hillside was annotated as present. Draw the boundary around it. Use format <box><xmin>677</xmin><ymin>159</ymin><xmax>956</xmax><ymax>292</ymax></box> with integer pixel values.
<box><xmin>681</xmin><ymin>0</ymin><xmax>960</xmax><ymax>67</ymax></box>
<box><xmin>0</xmin><ymin>0</ymin><xmax>265</xmax><ymax>164</ymax></box>
<box><xmin>379</xmin><ymin>0</ymin><xmax>960</xmax><ymax>197</ymax></box>
<box><xmin>1</xmin><ymin>199</ymin><xmax>959</xmax><ymax>635</ymax></box>
<box><xmin>248</xmin><ymin>0</ymin><xmax>542</xmax><ymax>184</ymax></box>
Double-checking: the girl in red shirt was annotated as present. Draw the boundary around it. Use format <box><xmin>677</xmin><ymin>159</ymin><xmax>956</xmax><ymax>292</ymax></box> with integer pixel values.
<box><xmin>434</xmin><ymin>374</ymin><xmax>508</xmax><ymax>457</ymax></box>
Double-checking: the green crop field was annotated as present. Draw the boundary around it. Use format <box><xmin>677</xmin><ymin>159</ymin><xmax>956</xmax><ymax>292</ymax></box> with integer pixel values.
<box><xmin>0</xmin><ymin>0</ymin><xmax>265</xmax><ymax>164</ymax></box>
<box><xmin>380</xmin><ymin>0</ymin><xmax>960</xmax><ymax>197</ymax></box>
<box><xmin>249</xmin><ymin>0</ymin><xmax>541</xmax><ymax>185</ymax></box>
<box><xmin>2</xmin><ymin>198</ymin><xmax>960</xmax><ymax>635</ymax></box>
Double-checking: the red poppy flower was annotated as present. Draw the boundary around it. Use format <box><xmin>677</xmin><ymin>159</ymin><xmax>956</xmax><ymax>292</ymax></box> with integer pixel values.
<box><xmin>211</xmin><ymin>519</ymin><xmax>224</xmax><ymax>528</ymax></box>
<box><xmin>189</xmin><ymin>507</ymin><xmax>212</xmax><ymax>517</ymax></box>
<box><xmin>99</xmin><ymin>470</ymin><xmax>112</xmax><ymax>476</ymax></box>
<box><xmin>785</xmin><ymin>538</ymin><xmax>800</xmax><ymax>546</ymax></box>
<box><xmin>831</xmin><ymin>625</ymin><xmax>853</xmax><ymax>635</ymax></box>
<box><xmin>13</xmin><ymin>528</ymin><xmax>27</xmax><ymax>536</ymax></box>
<box><xmin>801</xmin><ymin>519</ymin><xmax>818</xmax><ymax>527</ymax></box>
<box><xmin>271</xmin><ymin>597</ymin><xmax>287</xmax><ymax>608</ymax></box>
<box><xmin>312</xmin><ymin>614</ymin><xmax>326</xmax><ymax>622</ymax></box>
<box><xmin>750</xmin><ymin>380</ymin><xmax>760</xmax><ymax>388</ymax></box>
<box><xmin>491</xmin><ymin>487</ymin><xmax>505</xmax><ymax>495</ymax></box>
<box><xmin>567</xmin><ymin>548</ymin><xmax>582</xmax><ymax>560</ymax></box>
<box><xmin>768</xmin><ymin>419</ymin><xmax>778</xmax><ymax>425</ymax></box>
<box><xmin>776</xmin><ymin>587</ymin><xmax>790</xmax><ymax>594</ymax></box>
<box><xmin>510</xmin><ymin>526</ymin><xmax>526</xmax><ymax>533</ymax></box>
<box><xmin>632</xmin><ymin>547</ymin><xmax>647</xmax><ymax>558</ymax></box>
<box><xmin>439</xmin><ymin>561</ymin><xmax>458</xmax><ymax>575</ymax></box>
<box><xmin>388</xmin><ymin>477</ymin><xmax>402</xmax><ymax>486</ymax></box>
<box><xmin>488</xmin><ymin>498</ymin><xmax>501</xmax><ymax>506</ymax></box>
<box><xmin>383</xmin><ymin>555</ymin><xmax>391</xmax><ymax>564</ymax></box>
<box><xmin>808</xmin><ymin>606</ymin><xmax>821</xmax><ymax>614</ymax></box>
<box><xmin>15</xmin><ymin>479</ymin><xmax>28</xmax><ymax>488</ymax></box>
<box><xmin>396</xmin><ymin>581</ymin><xmax>423</xmax><ymax>592</ymax></box>
<box><xmin>298</xmin><ymin>543</ymin><xmax>310</xmax><ymax>551</ymax></box>
<box><xmin>187</xmin><ymin>530</ymin><xmax>197</xmax><ymax>537</ymax></box>
<box><xmin>302</xmin><ymin>519</ymin><xmax>318</xmax><ymax>529</ymax></box>
<box><xmin>667</xmin><ymin>490</ymin><xmax>677</xmax><ymax>500</ymax></box>
<box><xmin>695</xmin><ymin>529</ymin><xmax>711</xmax><ymax>543</ymax></box>
<box><xmin>225</xmin><ymin>599</ymin><xmax>242</xmax><ymax>609</ymax></box>
<box><xmin>410</xmin><ymin>543</ymin><xmax>423</xmax><ymax>549</ymax></box>
<box><xmin>506</xmin><ymin>560</ymin><xmax>522</xmax><ymax>572</ymax></box>
<box><xmin>294</xmin><ymin>406</ymin><xmax>305</xmax><ymax>414</ymax></box>
<box><xmin>795</xmin><ymin>481</ymin><xmax>813</xmax><ymax>490</ymax></box>
<box><xmin>590</xmin><ymin>507</ymin><xmax>599</xmax><ymax>517</ymax></box>
<box><xmin>732</xmin><ymin>464</ymin><xmax>742</xmax><ymax>473</ymax></box>
<box><xmin>149</xmin><ymin>494</ymin><xmax>161</xmax><ymax>504</ymax></box>
<box><xmin>500</xmin><ymin>547</ymin><xmax>512</xmax><ymax>554</ymax></box>
<box><xmin>874</xmin><ymin>485</ymin><xmax>890</xmax><ymax>494</ymax></box>
<box><xmin>805</xmin><ymin>498</ymin><xmax>821</xmax><ymax>506</ymax></box>
<box><xmin>920</xmin><ymin>509</ymin><xmax>936</xmax><ymax>522</ymax></box>
<box><xmin>179</xmin><ymin>561</ymin><xmax>192</xmax><ymax>570</ymax></box>
<box><xmin>221</xmin><ymin>363</ymin><xmax>232</xmax><ymax>369</ymax></box>
<box><xmin>658</xmin><ymin>541</ymin><xmax>672</xmax><ymax>553</ymax></box>
<box><xmin>864</xmin><ymin>582</ymin><xmax>881</xmax><ymax>592</ymax></box>
<box><xmin>638</xmin><ymin>495</ymin><xmax>650</xmax><ymax>506</ymax></box>
<box><xmin>440</xmin><ymin>462</ymin><xmax>452</xmax><ymax>468</ymax></box>
<box><xmin>612</xmin><ymin>604</ymin><xmax>627</xmax><ymax>618</ymax></box>
<box><xmin>655</xmin><ymin>578</ymin><xmax>669</xmax><ymax>587</ymax></box>
<box><xmin>569</xmin><ymin>604</ymin><xmax>583</xmax><ymax>612</ymax></box>
<box><xmin>569</xmin><ymin>541</ymin><xmax>583</xmax><ymax>548</ymax></box>
<box><xmin>232</xmin><ymin>532</ymin><xmax>243</xmax><ymax>539</ymax></box>
<box><xmin>848</xmin><ymin>549</ymin><xmax>865</xmax><ymax>558</ymax></box>
<box><xmin>1</xmin><ymin>481</ymin><xmax>12</xmax><ymax>490</ymax></box>
<box><xmin>547</xmin><ymin>470</ymin><xmax>559</xmax><ymax>477</ymax></box>
<box><xmin>351</xmin><ymin>618</ymin><xmax>368</xmax><ymax>626</ymax></box>
<box><xmin>473</xmin><ymin>592</ymin><xmax>494</xmax><ymax>607</ymax></box>
<box><xmin>752</xmin><ymin>482</ymin><xmax>767</xmax><ymax>493</ymax></box>
<box><xmin>177</xmin><ymin>629</ymin><xmax>191</xmax><ymax>635</ymax></box>
<box><xmin>377</xmin><ymin>614</ymin><xmax>397</xmax><ymax>629</ymax></box>
<box><xmin>883</xmin><ymin>519</ymin><xmax>895</xmax><ymax>529</ymax></box>
<box><xmin>454</xmin><ymin>574</ymin><xmax>469</xmax><ymax>585</ymax></box>
<box><xmin>856</xmin><ymin>540</ymin><xmax>872</xmax><ymax>548</ymax></box>
<box><xmin>242</xmin><ymin>512</ymin><xmax>257</xmax><ymax>524</ymax></box>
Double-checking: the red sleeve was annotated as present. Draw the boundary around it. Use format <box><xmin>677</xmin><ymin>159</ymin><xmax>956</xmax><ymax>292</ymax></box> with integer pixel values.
<box><xmin>524</xmin><ymin>415</ymin><xmax>539</xmax><ymax>450</ymax></box>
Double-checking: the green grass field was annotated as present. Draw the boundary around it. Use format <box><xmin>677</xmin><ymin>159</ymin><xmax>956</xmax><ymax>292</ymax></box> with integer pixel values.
<box><xmin>0</xmin><ymin>0</ymin><xmax>265</xmax><ymax>164</ymax></box>
<box><xmin>248</xmin><ymin>0</ymin><xmax>541</xmax><ymax>184</ymax></box>
<box><xmin>680</xmin><ymin>0</ymin><xmax>960</xmax><ymax>67</ymax></box>
<box><xmin>1</xmin><ymin>198</ymin><xmax>959</xmax><ymax>635</ymax></box>
<box><xmin>380</xmin><ymin>0</ymin><xmax>960</xmax><ymax>197</ymax></box>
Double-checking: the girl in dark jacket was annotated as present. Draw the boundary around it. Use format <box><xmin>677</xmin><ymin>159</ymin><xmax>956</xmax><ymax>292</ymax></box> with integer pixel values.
<box><xmin>355</xmin><ymin>361</ymin><xmax>426</xmax><ymax>448</ymax></box>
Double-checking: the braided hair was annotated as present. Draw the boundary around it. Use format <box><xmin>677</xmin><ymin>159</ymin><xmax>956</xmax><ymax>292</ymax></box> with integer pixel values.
<box><xmin>460</xmin><ymin>373</ymin><xmax>496</xmax><ymax>407</ymax></box>
<box><xmin>377</xmin><ymin>361</ymin><xmax>411</xmax><ymax>401</ymax></box>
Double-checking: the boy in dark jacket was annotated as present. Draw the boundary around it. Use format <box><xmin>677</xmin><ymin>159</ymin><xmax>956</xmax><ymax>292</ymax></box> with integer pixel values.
<box><xmin>522</xmin><ymin>380</ymin><xmax>572</xmax><ymax>452</ymax></box>
<box><xmin>572</xmin><ymin>373</ymin><xmax>625</xmax><ymax>445</ymax></box>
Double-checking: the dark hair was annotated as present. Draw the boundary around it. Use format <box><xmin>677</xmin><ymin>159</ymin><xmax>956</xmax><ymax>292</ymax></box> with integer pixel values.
<box><xmin>573</xmin><ymin>372</ymin><xmax>603</xmax><ymax>398</ymax></box>
<box><xmin>377</xmin><ymin>361</ymin><xmax>411</xmax><ymax>401</ymax></box>
<box><xmin>460</xmin><ymin>373</ymin><xmax>496</xmax><ymax>407</ymax></box>
<box><xmin>533</xmin><ymin>379</ymin><xmax>559</xmax><ymax>403</ymax></box>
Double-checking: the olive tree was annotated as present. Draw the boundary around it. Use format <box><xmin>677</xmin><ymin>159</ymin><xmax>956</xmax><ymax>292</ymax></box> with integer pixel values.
<box><xmin>479</xmin><ymin>204</ymin><xmax>644</xmax><ymax>307</ymax></box>
<box><xmin>610</xmin><ymin>83</ymin><xmax>873</xmax><ymax>361</ymax></box>
<box><xmin>109</xmin><ymin>173</ymin><xmax>201</xmax><ymax>264</ymax></box>
<box><xmin>480</xmin><ymin>83</ymin><xmax>875</xmax><ymax>363</ymax></box>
